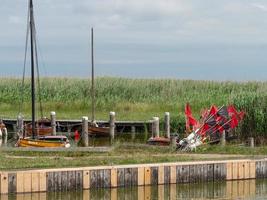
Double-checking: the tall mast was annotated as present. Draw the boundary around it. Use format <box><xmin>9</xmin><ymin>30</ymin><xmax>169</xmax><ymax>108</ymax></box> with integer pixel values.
<box><xmin>29</xmin><ymin>0</ymin><xmax>36</xmax><ymax>138</ymax></box>
<box><xmin>91</xmin><ymin>28</ymin><xmax>95</xmax><ymax>122</ymax></box>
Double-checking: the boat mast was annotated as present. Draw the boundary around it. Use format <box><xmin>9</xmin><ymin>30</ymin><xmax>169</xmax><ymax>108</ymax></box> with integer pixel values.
<box><xmin>29</xmin><ymin>0</ymin><xmax>36</xmax><ymax>138</ymax></box>
<box><xmin>91</xmin><ymin>28</ymin><xmax>95</xmax><ymax>122</ymax></box>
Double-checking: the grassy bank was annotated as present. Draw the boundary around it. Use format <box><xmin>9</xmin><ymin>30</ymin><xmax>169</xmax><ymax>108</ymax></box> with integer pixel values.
<box><xmin>0</xmin><ymin>143</ymin><xmax>264</xmax><ymax>170</ymax></box>
<box><xmin>0</xmin><ymin>77</ymin><xmax>266</xmax><ymax>137</ymax></box>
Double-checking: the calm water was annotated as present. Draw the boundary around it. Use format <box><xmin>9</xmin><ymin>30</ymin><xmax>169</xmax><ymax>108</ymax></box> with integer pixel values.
<box><xmin>3</xmin><ymin>179</ymin><xmax>267</xmax><ymax>200</ymax></box>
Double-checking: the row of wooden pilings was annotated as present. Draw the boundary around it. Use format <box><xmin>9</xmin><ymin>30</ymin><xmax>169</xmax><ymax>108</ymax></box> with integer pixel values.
<box><xmin>15</xmin><ymin>111</ymin><xmax>173</xmax><ymax>146</ymax></box>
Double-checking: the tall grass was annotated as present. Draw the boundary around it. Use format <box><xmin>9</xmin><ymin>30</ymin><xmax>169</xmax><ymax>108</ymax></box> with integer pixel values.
<box><xmin>0</xmin><ymin>77</ymin><xmax>266</xmax><ymax>137</ymax></box>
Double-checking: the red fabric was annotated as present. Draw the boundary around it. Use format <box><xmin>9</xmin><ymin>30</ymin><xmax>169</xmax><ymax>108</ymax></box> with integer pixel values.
<box><xmin>230</xmin><ymin>115</ymin><xmax>239</xmax><ymax>128</ymax></box>
<box><xmin>209</xmin><ymin>105</ymin><xmax>218</xmax><ymax>116</ymax></box>
<box><xmin>228</xmin><ymin>105</ymin><xmax>238</xmax><ymax>116</ymax></box>
<box><xmin>185</xmin><ymin>103</ymin><xmax>192</xmax><ymax>116</ymax></box>
<box><xmin>74</xmin><ymin>130</ymin><xmax>80</xmax><ymax>141</ymax></box>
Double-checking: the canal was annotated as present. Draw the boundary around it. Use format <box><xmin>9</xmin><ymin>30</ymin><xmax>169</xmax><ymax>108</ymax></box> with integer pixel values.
<box><xmin>3</xmin><ymin>179</ymin><xmax>267</xmax><ymax>200</ymax></box>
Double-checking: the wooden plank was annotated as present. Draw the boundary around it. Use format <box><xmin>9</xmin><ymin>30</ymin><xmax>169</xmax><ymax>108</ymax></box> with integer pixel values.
<box><xmin>144</xmin><ymin>167</ymin><xmax>151</xmax><ymax>185</ymax></box>
<box><xmin>111</xmin><ymin>168</ymin><xmax>117</xmax><ymax>187</ymax></box>
<box><xmin>170</xmin><ymin>165</ymin><xmax>176</xmax><ymax>184</ymax></box>
<box><xmin>214</xmin><ymin>163</ymin><xmax>226</xmax><ymax>181</ymax></box>
<box><xmin>138</xmin><ymin>167</ymin><xmax>145</xmax><ymax>186</ymax></box>
<box><xmin>177</xmin><ymin>165</ymin><xmax>189</xmax><ymax>183</ymax></box>
<box><xmin>151</xmin><ymin>167</ymin><xmax>158</xmax><ymax>185</ymax></box>
<box><xmin>103</xmin><ymin>169</ymin><xmax>110</xmax><ymax>188</ymax></box>
<box><xmin>23</xmin><ymin>172</ymin><xmax>32</xmax><ymax>193</ymax></box>
<box><xmin>244</xmin><ymin>162</ymin><xmax>250</xmax><ymax>179</ymax></box>
<box><xmin>47</xmin><ymin>172</ymin><xmax>54</xmax><ymax>192</ymax></box>
<box><xmin>132</xmin><ymin>168</ymin><xmax>138</xmax><ymax>186</ymax></box>
<box><xmin>90</xmin><ymin>170</ymin><xmax>97</xmax><ymax>189</ymax></box>
<box><xmin>8</xmin><ymin>173</ymin><xmax>16</xmax><ymax>194</ymax></box>
<box><xmin>158</xmin><ymin>166</ymin><xmax>164</xmax><ymax>185</ymax></box>
<box><xmin>238</xmin><ymin>162</ymin><xmax>245</xmax><ymax>180</ymax></box>
<box><xmin>117</xmin><ymin>168</ymin><xmax>125</xmax><ymax>187</ymax></box>
<box><xmin>124</xmin><ymin>168</ymin><xmax>132</xmax><ymax>187</ymax></box>
<box><xmin>31</xmin><ymin>172</ymin><xmax>39</xmax><ymax>192</ymax></box>
<box><xmin>232</xmin><ymin>162</ymin><xmax>238</xmax><ymax>180</ymax></box>
<box><xmin>67</xmin><ymin>171</ymin><xmax>76</xmax><ymax>191</ymax></box>
<box><xmin>207</xmin><ymin>164</ymin><xmax>214</xmax><ymax>182</ymax></box>
<box><xmin>83</xmin><ymin>170</ymin><xmax>90</xmax><ymax>189</ymax></box>
<box><xmin>97</xmin><ymin>169</ymin><xmax>104</xmax><ymax>188</ymax></box>
<box><xmin>76</xmin><ymin>170</ymin><xmax>83</xmax><ymax>190</ymax></box>
<box><xmin>39</xmin><ymin>172</ymin><xmax>47</xmax><ymax>192</ymax></box>
<box><xmin>0</xmin><ymin>172</ymin><xmax>8</xmax><ymax>194</ymax></box>
<box><xmin>249</xmin><ymin>161</ymin><xmax>256</xmax><ymax>179</ymax></box>
<box><xmin>256</xmin><ymin>161</ymin><xmax>261</xmax><ymax>178</ymax></box>
<box><xmin>61</xmin><ymin>171</ymin><xmax>68</xmax><ymax>191</ymax></box>
<box><xmin>16</xmin><ymin>172</ymin><xmax>24</xmax><ymax>193</ymax></box>
<box><xmin>164</xmin><ymin>166</ymin><xmax>170</xmax><ymax>184</ymax></box>
<box><xmin>54</xmin><ymin>171</ymin><xmax>62</xmax><ymax>191</ymax></box>
<box><xmin>226</xmin><ymin>162</ymin><xmax>233</xmax><ymax>180</ymax></box>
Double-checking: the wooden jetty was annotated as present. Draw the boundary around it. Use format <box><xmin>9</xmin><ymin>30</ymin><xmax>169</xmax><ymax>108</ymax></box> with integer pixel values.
<box><xmin>3</xmin><ymin>119</ymin><xmax>152</xmax><ymax>135</ymax></box>
<box><xmin>1</xmin><ymin>159</ymin><xmax>267</xmax><ymax>194</ymax></box>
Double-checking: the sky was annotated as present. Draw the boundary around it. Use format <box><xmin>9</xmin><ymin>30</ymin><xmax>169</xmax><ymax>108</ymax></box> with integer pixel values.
<box><xmin>0</xmin><ymin>0</ymin><xmax>267</xmax><ymax>81</ymax></box>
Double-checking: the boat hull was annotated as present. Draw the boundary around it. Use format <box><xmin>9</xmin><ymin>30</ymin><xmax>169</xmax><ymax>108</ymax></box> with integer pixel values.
<box><xmin>147</xmin><ymin>137</ymin><xmax>171</xmax><ymax>146</ymax></box>
<box><xmin>88</xmin><ymin>126</ymin><xmax>110</xmax><ymax>137</ymax></box>
<box><xmin>25</xmin><ymin>118</ymin><xmax>53</xmax><ymax>136</ymax></box>
<box><xmin>16</xmin><ymin>138</ymin><xmax>69</xmax><ymax>148</ymax></box>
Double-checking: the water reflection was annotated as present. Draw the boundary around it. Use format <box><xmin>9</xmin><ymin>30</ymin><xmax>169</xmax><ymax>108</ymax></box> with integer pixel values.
<box><xmin>5</xmin><ymin>179</ymin><xmax>267</xmax><ymax>200</ymax></box>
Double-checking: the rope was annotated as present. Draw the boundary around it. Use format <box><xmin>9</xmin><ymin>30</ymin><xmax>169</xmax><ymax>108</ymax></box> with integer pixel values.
<box><xmin>18</xmin><ymin>0</ymin><xmax>30</xmax><ymax>115</ymax></box>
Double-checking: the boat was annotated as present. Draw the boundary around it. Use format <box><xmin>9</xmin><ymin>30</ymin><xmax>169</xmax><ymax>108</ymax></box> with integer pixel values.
<box><xmin>25</xmin><ymin>117</ymin><xmax>53</xmax><ymax>136</ymax></box>
<box><xmin>88</xmin><ymin>28</ymin><xmax>110</xmax><ymax>137</ymax></box>
<box><xmin>16</xmin><ymin>0</ymin><xmax>70</xmax><ymax>148</ymax></box>
<box><xmin>147</xmin><ymin>136</ymin><xmax>171</xmax><ymax>146</ymax></box>
<box><xmin>16</xmin><ymin>136</ymin><xmax>70</xmax><ymax>148</ymax></box>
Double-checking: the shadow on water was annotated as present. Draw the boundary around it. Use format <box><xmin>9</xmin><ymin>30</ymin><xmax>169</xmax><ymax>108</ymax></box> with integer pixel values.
<box><xmin>4</xmin><ymin>179</ymin><xmax>267</xmax><ymax>200</ymax></box>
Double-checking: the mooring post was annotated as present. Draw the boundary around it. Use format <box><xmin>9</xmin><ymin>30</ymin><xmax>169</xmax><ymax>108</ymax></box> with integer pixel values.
<box><xmin>221</xmin><ymin>130</ymin><xmax>226</xmax><ymax>146</ymax></box>
<box><xmin>2</xmin><ymin>128</ymin><xmax>7</xmax><ymax>144</ymax></box>
<box><xmin>17</xmin><ymin>115</ymin><xmax>24</xmax><ymax>137</ymax></box>
<box><xmin>164</xmin><ymin>112</ymin><xmax>170</xmax><ymax>138</ymax></box>
<box><xmin>152</xmin><ymin>117</ymin><xmax>160</xmax><ymax>137</ymax></box>
<box><xmin>109</xmin><ymin>112</ymin><xmax>115</xmax><ymax>142</ymax></box>
<box><xmin>131</xmin><ymin>126</ymin><xmax>136</xmax><ymax>141</ymax></box>
<box><xmin>249</xmin><ymin>137</ymin><xmax>254</xmax><ymax>148</ymax></box>
<box><xmin>50</xmin><ymin>111</ymin><xmax>56</xmax><ymax>136</ymax></box>
<box><xmin>82</xmin><ymin>116</ymin><xmax>89</xmax><ymax>147</ymax></box>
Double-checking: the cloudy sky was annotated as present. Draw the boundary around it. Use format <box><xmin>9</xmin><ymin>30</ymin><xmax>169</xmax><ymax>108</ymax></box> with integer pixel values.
<box><xmin>1</xmin><ymin>0</ymin><xmax>267</xmax><ymax>81</ymax></box>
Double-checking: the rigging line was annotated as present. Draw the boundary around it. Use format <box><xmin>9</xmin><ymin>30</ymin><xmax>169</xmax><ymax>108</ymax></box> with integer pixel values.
<box><xmin>32</xmin><ymin>11</ymin><xmax>44</xmax><ymax>118</ymax></box>
<box><xmin>19</xmin><ymin>0</ymin><xmax>31</xmax><ymax>115</ymax></box>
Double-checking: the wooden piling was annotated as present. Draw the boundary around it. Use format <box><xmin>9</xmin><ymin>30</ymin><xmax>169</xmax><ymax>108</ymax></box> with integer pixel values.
<box><xmin>221</xmin><ymin>130</ymin><xmax>226</xmax><ymax>146</ymax></box>
<box><xmin>249</xmin><ymin>137</ymin><xmax>254</xmax><ymax>148</ymax></box>
<box><xmin>50</xmin><ymin>111</ymin><xmax>56</xmax><ymax>136</ymax></box>
<box><xmin>152</xmin><ymin>117</ymin><xmax>160</xmax><ymax>137</ymax></box>
<box><xmin>17</xmin><ymin>115</ymin><xmax>24</xmax><ymax>137</ymax></box>
<box><xmin>109</xmin><ymin>112</ymin><xmax>115</xmax><ymax>141</ymax></box>
<box><xmin>164</xmin><ymin>112</ymin><xmax>170</xmax><ymax>138</ymax></box>
<box><xmin>82</xmin><ymin>116</ymin><xmax>89</xmax><ymax>147</ymax></box>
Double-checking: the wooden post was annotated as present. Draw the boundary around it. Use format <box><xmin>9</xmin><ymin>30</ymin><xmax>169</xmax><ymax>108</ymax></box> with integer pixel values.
<box><xmin>131</xmin><ymin>126</ymin><xmax>136</xmax><ymax>141</ymax></box>
<box><xmin>50</xmin><ymin>111</ymin><xmax>56</xmax><ymax>136</ymax></box>
<box><xmin>17</xmin><ymin>115</ymin><xmax>24</xmax><ymax>137</ymax></box>
<box><xmin>164</xmin><ymin>112</ymin><xmax>170</xmax><ymax>138</ymax></box>
<box><xmin>82</xmin><ymin>116</ymin><xmax>89</xmax><ymax>147</ymax></box>
<box><xmin>152</xmin><ymin>117</ymin><xmax>160</xmax><ymax>137</ymax></box>
<box><xmin>109</xmin><ymin>112</ymin><xmax>115</xmax><ymax>141</ymax></box>
<box><xmin>221</xmin><ymin>130</ymin><xmax>226</xmax><ymax>146</ymax></box>
<box><xmin>249</xmin><ymin>137</ymin><xmax>254</xmax><ymax>148</ymax></box>
<box><xmin>2</xmin><ymin>128</ymin><xmax>7</xmax><ymax>144</ymax></box>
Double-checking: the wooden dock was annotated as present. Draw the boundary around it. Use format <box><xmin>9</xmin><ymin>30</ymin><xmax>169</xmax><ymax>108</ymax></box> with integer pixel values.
<box><xmin>3</xmin><ymin>119</ymin><xmax>152</xmax><ymax>134</ymax></box>
<box><xmin>1</xmin><ymin>159</ymin><xmax>267</xmax><ymax>194</ymax></box>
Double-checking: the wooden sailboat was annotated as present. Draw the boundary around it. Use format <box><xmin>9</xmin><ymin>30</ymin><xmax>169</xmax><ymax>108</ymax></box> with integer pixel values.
<box><xmin>25</xmin><ymin>117</ymin><xmax>53</xmax><ymax>136</ymax></box>
<box><xmin>88</xmin><ymin>28</ymin><xmax>110</xmax><ymax>137</ymax></box>
<box><xmin>16</xmin><ymin>0</ymin><xmax>70</xmax><ymax>148</ymax></box>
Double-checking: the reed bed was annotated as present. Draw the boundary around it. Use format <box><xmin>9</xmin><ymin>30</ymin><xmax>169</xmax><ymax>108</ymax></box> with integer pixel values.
<box><xmin>0</xmin><ymin>77</ymin><xmax>266</xmax><ymax>138</ymax></box>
